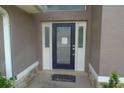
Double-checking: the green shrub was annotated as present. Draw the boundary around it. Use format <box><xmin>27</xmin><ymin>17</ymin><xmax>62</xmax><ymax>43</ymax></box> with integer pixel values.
<box><xmin>0</xmin><ymin>74</ymin><xmax>15</xmax><ymax>88</ymax></box>
<box><xmin>103</xmin><ymin>72</ymin><xmax>123</xmax><ymax>88</ymax></box>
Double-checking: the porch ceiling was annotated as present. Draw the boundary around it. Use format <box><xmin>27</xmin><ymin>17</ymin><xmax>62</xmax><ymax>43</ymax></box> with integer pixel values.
<box><xmin>16</xmin><ymin>5</ymin><xmax>47</xmax><ymax>13</ymax></box>
<box><xmin>16</xmin><ymin>5</ymin><xmax>86</xmax><ymax>13</ymax></box>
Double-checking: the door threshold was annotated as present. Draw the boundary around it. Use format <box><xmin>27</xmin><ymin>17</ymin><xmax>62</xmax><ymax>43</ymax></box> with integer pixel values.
<box><xmin>50</xmin><ymin>69</ymin><xmax>87</xmax><ymax>76</ymax></box>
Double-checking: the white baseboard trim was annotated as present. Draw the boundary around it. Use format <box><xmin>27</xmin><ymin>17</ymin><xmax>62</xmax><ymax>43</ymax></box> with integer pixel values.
<box><xmin>98</xmin><ymin>76</ymin><xmax>124</xmax><ymax>84</ymax></box>
<box><xmin>89</xmin><ymin>63</ymin><xmax>98</xmax><ymax>79</ymax></box>
<box><xmin>16</xmin><ymin>61</ymin><xmax>39</xmax><ymax>80</ymax></box>
<box><xmin>89</xmin><ymin>63</ymin><xmax>124</xmax><ymax>84</ymax></box>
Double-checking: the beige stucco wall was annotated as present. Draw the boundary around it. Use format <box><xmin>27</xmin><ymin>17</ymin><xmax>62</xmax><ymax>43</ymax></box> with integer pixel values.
<box><xmin>90</xmin><ymin>6</ymin><xmax>102</xmax><ymax>74</ymax></box>
<box><xmin>99</xmin><ymin>5</ymin><xmax>124</xmax><ymax>76</ymax></box>
<box><xmin>1</xmin><ymin>6</ymin><xmax>38</xmax><ymax>75</ymax></box>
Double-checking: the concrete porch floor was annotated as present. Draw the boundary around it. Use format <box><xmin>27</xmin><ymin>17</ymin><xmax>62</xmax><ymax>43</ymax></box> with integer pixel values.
<box><xmin>27</xmin><ymin>70</ymin><xmax>92</xmax><ymax>88</ymax></box>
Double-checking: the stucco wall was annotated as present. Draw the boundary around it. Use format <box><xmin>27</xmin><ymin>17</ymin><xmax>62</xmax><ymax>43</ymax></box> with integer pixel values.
<box><xmin>1</xmin><ymin>6</ymin><xmax>38</xmax><ymax>75</ymax></box>
<box><xmin>0</xmin><ymin>15</ymin><xmax>5</xmax><ymax>75</ymax></box>
<box><xmin>99</xmin><ymin>5</ymin><xmax>124</xmax><ymax>76</ymax></box>
<box><xmin>34</xmin><ymin>11</ymin><xmax>88</xmax><ymax>21</ymax></box>
<box><xmin>90</xmin><ymin>6</ymin><xmax>102</xmax><ymax>74</ymax></box>
<box><xmin>33</xmin><ymin>6</ymin><xmax>92</xmax><ymax>71</ymax></box>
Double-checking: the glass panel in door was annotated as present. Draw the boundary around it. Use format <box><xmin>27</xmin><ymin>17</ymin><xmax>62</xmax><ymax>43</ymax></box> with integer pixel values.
<box><xmin>57</xmin><ymin>27</ymin><xmax>71</xmax><ymax>64</ymax></box>
<box><xmin>52</xmin><ymin>23</ymin><xmax>75</xmax><ymax>69</ymax></box>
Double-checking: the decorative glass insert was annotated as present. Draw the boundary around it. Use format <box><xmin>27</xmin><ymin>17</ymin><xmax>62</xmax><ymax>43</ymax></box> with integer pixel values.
<box><xmin>78</xmin><ymin>26</ymin><xmax>84</xmax><ymax>48</ymax></box>
<box><xmin>56</xmin><ymin>27</ymin><xmax>71</xmax><ymax>64</ymax></box>
<box><xmin>45</xmin><ymin>27</ymin><xmax>50</xmax><ymax>47</ymax></box>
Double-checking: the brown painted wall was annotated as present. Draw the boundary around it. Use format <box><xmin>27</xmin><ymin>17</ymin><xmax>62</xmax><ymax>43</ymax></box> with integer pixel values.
<box><xmin>99</xmin><ymin>6</ymin><xmax>124</xmax><ymax>76</ymax></box>
<box><xmin>34</xmin><ymin>11</ymin><xmax>88</xmax><ymax>21</ymax></box>
<box><xmin>0</xmin><ymin>16</ymin><xmax>5</xmax><ymax>75</ymax></box>
<box><xmin>33</xmin><ymin>6</ymin><xmax>92</xmax><ymax>71</ymax></box>
<box><xmin>90</xmin><ymin>6</ymin><xmax>102</xmax><ymax>74</ymax></box>
<box><xmin>1</xmin><ymin>6</ymin><xmax>38</xmax><ymax>75</ymax></box>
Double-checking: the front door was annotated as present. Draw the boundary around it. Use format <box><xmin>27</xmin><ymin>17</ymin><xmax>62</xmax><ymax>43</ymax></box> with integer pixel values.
<box><xmin>52</xmin><ymin>23</ymin><xmax>75</xmax><ymax>69</ymax></box>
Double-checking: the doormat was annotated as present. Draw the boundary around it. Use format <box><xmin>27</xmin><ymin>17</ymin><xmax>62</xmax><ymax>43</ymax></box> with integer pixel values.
<box><xmin>52</xmin><ymin>74</ymin><xmax>76</xmax><ymax>82</ymax></box>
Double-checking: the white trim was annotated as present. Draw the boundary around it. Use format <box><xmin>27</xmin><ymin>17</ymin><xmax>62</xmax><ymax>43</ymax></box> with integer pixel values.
<box><xmin>75</xmin><ymin>22</ymin><xmax>87</xmax><ymax>71</ymax></box>
<box><xmin>49</xmin><ymin>22</ymin><xmax>53</xmax><ymax>70</ymax></box>
<box><xmin>42</xmin><ymin>21</ymin><xmax>87</xmax><ymax>71</ymax></box>
<box><xmin>98</xmin><ymin>76</ymin><xmax>124</xmax><ymax>84</ymax></box>
<box><xmin>16</xmin><ymin>61</ymin><xmax>39</xmax><ymax>80</ymax></box>
<box><xmin>37</xmin><ymin>5</ymin><xmax>48</xmax><ymax>12</ymax></box>
<box><xmin>0</xmin><ymin>7</ymin><xmax>12</xmax><ymax>79</ymax></box>
<box><xmin>89</xmin><ymin>63</ymin><xmax>98</xmax><ymax>79</ymax></box>
<box><xmin>42</xmin><ymin>22</ymin><xmax>52</xmax><ymax>70</ymax></box>
<box><xmin>89</xmin><ymin>63</ymin><xmax>124</xmax><ymax>84</ymax></box>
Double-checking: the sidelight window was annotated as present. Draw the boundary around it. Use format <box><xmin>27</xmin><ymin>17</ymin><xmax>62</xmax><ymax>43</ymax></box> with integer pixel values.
<box><xmin>78</xmin><ymin>26</ymin><xmax>84</xmax><ymax>48</ymax></box>
<box><xmin>45</xmin><ymin>27</ymin><xmax>50</xmax><ymax>47</ymax></box>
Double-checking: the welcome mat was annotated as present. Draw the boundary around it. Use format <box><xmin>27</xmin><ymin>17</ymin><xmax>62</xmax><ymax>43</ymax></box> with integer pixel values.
<box><xmin>52</xmin><ymin>74</ymin><xmax>76</xmax><ymax>82</ymax></box>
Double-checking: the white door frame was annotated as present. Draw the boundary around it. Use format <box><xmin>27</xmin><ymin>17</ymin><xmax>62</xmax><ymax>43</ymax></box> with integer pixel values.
<box><xmin>0</xmin><ymin>7</ymin><xmax>13</xmax><ymax>78</ymax></box>
<box><xmin>42</xmin><ymin>21</ymin><xmax>87</xmax><ymax>71</ymax></box>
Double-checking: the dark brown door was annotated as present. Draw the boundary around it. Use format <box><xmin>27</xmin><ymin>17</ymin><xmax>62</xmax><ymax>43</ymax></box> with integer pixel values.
<box><xmin>52</xmin><ymin>23</ymin><xmax>75</xmax><ymax>69</ymax></box>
